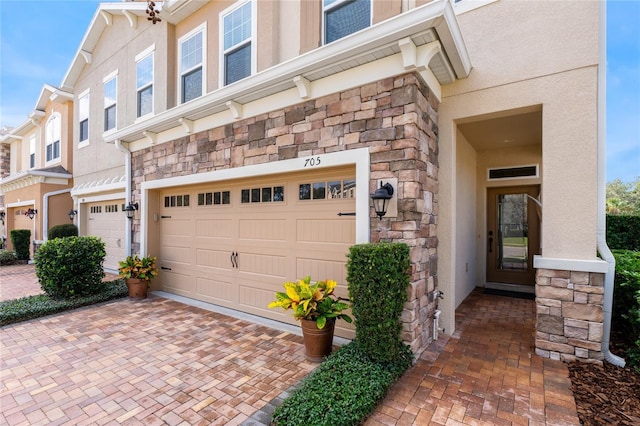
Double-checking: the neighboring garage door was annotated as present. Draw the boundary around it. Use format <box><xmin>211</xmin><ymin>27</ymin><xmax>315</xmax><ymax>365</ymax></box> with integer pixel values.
<box><xmin>11</xmin><ymin>208</ymin><xmax>33</xmax><ymax>251</ymax></box>
<box><xmin>158</xmin><ymin>166</ymin><xmax>356</xmax><ymax>338</ymax></box>
<box><xmin>86</xmin><ymin>200</ymin><xmax>126</xmax><ymax>271</ymax></box>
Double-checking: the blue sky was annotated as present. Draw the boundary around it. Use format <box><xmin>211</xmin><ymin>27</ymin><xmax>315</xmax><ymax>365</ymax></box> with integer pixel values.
<box><xmin>0</xmin><ymin>0</ymin><xmax>638</xmax><ymax>183</ymax></box>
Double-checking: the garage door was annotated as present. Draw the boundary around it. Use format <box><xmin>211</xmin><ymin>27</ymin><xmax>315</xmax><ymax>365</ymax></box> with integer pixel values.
<box><xmin>158</xmin><ymin>166</ymin><xmax>357</xmax><ymax>338</ymax></box>
<box><xmin>86</xmin><ymin>200</ymin><xmax>126</xmax><ymax>271</ymax></box>
<box><xmin>10</xmin><ymin>208</ymin><xmax>33</xmax><ymax>251</ymax></box>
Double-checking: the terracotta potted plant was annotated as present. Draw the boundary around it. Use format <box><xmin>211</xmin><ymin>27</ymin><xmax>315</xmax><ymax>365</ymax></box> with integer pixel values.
<box><xmin>118</xmin><ymin>254</ymin><xmax>158</xmax><ymax>299</ymax></box>
<box><xmin>269</xmin><ymin>276</ymin><xmax>352</xmax><ymax>362</ymax></box>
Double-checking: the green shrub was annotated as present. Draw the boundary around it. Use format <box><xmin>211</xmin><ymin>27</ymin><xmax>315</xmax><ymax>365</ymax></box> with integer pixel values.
<box><xmin>271</xmin><ymin>342</ymin><xmax>412</xmax><ymax>426</ymax></box>
<box><xmin>0</xmin><ymin>249</ymin><xmax>18</xmax><ymax>265</ymax></box>
<box><xmin>346</xmin><ymin>242</ymin><xmax>411</xmax><ymax>363</ymax></box>
<box><xmin>49</xmin><ymin>223</ymin><xmax>78</xmax><ymax>239</ymax></box>
<box><xmin>612</xmin><ymin>250</ymin><xmax>640</xmax><ymax>369</ymax></box>
<box><xmin>35</xmin><ymin>236</ymin><xmax>106</xmax><ymax>299</ymax></box>
<box><xmin>0</xmin><ymin>279</ymin><xmax>127</xmax><ymax>326</ymax></box>
<box><xmin>10</xmin><ymin>229</ymin><xmax>31</xmax><ymax>260</ymax></box>
<box><xmin>607</xmin><ymin>215</ymin><xmax>640</xmax><ymax>251</ymax></box>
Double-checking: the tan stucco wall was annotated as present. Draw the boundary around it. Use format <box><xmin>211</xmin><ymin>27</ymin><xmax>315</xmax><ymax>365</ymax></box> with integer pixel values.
<box><xmin>438</xmin><ymin>0</ymin><xmax>601</xmax><ymax>334</ymax></box>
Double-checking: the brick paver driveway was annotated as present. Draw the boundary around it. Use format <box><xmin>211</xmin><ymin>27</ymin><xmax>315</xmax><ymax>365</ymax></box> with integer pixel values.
<box><xmin>1</xmin><ymin>294</ymin><xmax>314</xmax><ymax>425</ymax></box>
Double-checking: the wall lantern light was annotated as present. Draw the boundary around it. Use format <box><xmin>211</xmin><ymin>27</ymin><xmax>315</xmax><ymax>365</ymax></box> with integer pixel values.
<box><xmin>26</xmin><ymin>208</ymin><xmax>38</xmax><ymax>220</ymax></box>
<box><xmin>370</xmin><ymin>182</ymin><xmax>394</xmax><ymax>220</ymax></box>
<box><xmin>124</xmin><ymin>202</ymin><xmax>139</xmax><ymax>220</ymax></box>
<box><xmin>68</xmin><ymin>209</ymin><xmax>78</xmax><ymax>222</ymax></box>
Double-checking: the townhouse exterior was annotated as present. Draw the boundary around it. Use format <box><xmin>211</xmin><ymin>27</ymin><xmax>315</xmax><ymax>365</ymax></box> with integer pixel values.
<box><xmin>0</xmin><ymin>85</ymin><xmax>75</xmax><ymax>255</ymax></box>
<box><xmin>0</xmin><ymin>0</ymin><xmax>620</xmax><ymax>365</ymax></box>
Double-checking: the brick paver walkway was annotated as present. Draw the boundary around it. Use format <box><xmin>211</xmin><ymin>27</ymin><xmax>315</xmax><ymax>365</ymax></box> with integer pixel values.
<box><xmin>1</xmin><ymin>296</ymin><xmax>314</xmax><ymax>425</ymax></box>
<box><xmin>1</xmin><ymin>266</ymin><xmax>580</xmax><ymax>425</ymax></box>
<box><xmin>366</xmin><ymin>290</ymin><xmax>580</xmax><ymax>425</ymax></box>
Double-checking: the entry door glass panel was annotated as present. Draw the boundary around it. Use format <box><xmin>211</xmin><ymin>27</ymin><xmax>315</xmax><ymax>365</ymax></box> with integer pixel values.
<box><xmin>497</xmin><ymin>193</ymin><xmax>528</xmax><ymax>272</ymax></box>
<box><xmin>487</xmin><ymin>186</ymin><xmax>540</xmax><ymax>286</ymax></box>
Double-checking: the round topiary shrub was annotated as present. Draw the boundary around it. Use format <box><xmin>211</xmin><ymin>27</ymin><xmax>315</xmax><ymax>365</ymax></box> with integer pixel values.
<box><xmin>49</xmin><ymin>223</ymin><xmax>78</xmax><ymax>239</ymax></box>
<box><xmin>0</xmin><ymin>249</ymin><xmax>18</xmax><ymax>265</ymax></box>
<box><xmin>35</xmin><ymin>236</ymin><xmax>106</xmax><ymax>299</ymax></box>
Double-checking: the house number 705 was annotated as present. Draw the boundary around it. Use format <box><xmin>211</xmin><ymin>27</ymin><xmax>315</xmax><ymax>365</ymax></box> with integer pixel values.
<box><xmin>304</xmin><ymin>156</ymin><xmax>321</xmax><ymax>167</ymax></box>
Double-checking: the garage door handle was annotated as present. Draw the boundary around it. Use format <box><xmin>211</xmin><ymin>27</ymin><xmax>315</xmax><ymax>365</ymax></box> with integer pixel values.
<box><xmin>161</xmin><ymin>266</ymin><xmax>172</xmax><ymax>271</ymax></box>
<box><xmin>337</xmin><ymin>212</ymin><xmax>356</xmax><ymax>216</ymax></box>
<box><xmin>231</xmin><ymin>252</ymin><xmax>238</xmax><ymax>268</ymax></box>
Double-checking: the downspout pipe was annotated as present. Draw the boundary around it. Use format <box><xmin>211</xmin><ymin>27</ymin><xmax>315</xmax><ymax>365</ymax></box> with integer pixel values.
<box><xmin>115</xmin><ymin>139</ymin><xmax>133</xmax><ymax>257</ymax></box>
<box><xmin>42</xmin><ymin>188</ymin><xmax>72</xmax><ymax>241</ymax></box>
<box><xmin>597</xmin><ymin>0</ymin><xmax>625</xmax><ymax>367</ymax></box>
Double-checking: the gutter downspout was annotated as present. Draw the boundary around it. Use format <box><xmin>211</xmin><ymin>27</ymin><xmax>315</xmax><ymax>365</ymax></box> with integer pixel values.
<box><xmin>115</xmin><ymin>139</ymin><xmax>133</xmax><ymax>257</ymax></box>
<box><xmin>597</xmin><ymin>0</ymin><xmax>625</xmax><ymax>367</ymax></box>
<box><xmin>43</xmin><ymin>188</ymin><xmax>72</xmax><ymax>241</ymax></box>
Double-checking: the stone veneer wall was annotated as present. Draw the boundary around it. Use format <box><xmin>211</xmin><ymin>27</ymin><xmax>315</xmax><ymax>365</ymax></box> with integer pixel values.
<box><xmin>535</xmin><ymin>268</ymin><xmax>605</xmax><ymax>363</ymax></box>
<box><xmin>131</xmin><ymin>72</ymin><xmax>440</xmax><ymax>354</ymax></box>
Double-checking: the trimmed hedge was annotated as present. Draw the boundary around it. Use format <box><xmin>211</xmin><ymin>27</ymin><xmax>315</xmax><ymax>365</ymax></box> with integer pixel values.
<box><xmin>0</xmin><ymin>280</ymin><xmax>128</xmax><ymax>326</ymax></box>
<box><xmin>612</xmin><ymin>250</ymin><xmax>640</xmax><ymax>369</ymax></box>
<box><xmin>271</xmin><ymin>342</ymin><xmax>412</xmax><ymax>426</ymax></box>
<box><xmin>607</xmin><ymin>215</ymin><xmax>640</xmax><ymax>251</ymax></box>
<box><xmin>35</xmin><ymin>236</ymin><xmax>106</xmax><ymax>299</ymax></box>
<box><xmin>346</xmin><ymin>242</ymin><xmax>411</xmax><ymax>362</ymax></box>
<box><xmin>49</xmin><ymin>224</ymin><xmax>78</xmax><ymax>239</ymax></box>
<box><xmin>10</xmin><ymin>229</ymin><xmax>30</xmax><ymax>260</ymax></box>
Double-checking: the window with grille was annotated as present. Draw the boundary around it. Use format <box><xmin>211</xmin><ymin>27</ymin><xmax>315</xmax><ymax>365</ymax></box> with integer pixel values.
<box><xmin>180</xmin><ymin>26</ymin><xmax>204</xmax><ymax>103</ymax></box>
<box><xmin>137</xmin><ymin>51</ymin><xmax>154</xmax><ymax>117</ymax></box>
<box><xmin>323</xmin><ymin>0</ymin><xmax>371</xmax><ymax>44</ymax></box>
<box><xmin>222</xmin><ymin>1</ymin><xmax>252</xmax><ymax>85</ymax></box>
<box><xmin>104</xmin><ymin>76</ymin><xmax>117</xmax><ymax>131</ymax></box>
<box><xmin>79</xmin><ymin>91</ymin><xmax>89</xmax><ymax>142</ymax></box>
<box><xmin>46</xmin><ymin>114</ymin><xmax>61</xmax><ymax>163</ymax></box>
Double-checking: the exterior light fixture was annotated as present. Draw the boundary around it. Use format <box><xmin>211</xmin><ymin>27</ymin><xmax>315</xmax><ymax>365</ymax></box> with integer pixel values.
<box><xmin>370</xmin><ymin>182</ymin><xmax>394</xmax><ymax>220</ymax></box>
<box><xmin>26</xmin><ymin>208</ymin><xmax>38</xmax><ymax>220</ymax></box>
<box><xmin>68</xmin><ymin>209</ymin><xmax>78</xmax><ymax>222</ymax></box>
<box><xmin>124</xmin><ymin>202</ymin><xmax>139</xmax><ymax>220</ymax></box>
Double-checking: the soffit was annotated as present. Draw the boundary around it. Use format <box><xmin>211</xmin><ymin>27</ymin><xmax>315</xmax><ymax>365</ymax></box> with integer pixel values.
<box><xmin>457</xmin><ymin>109</ymin><xmax>542</xmax><ymax>152</ymax></box>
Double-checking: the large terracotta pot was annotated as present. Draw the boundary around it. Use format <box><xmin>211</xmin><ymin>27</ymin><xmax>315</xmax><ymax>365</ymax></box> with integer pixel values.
<box><xmin>126</xmin><ymin>278</ymin><xmax>148</xmax><ymax>299</ymax></box>
<box><xmin>300</xmin><ymin>318</ymin><xmax>336</xmax><ymax>362</ymax></box>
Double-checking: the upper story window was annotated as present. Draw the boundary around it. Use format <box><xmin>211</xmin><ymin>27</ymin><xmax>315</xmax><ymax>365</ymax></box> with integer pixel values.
<box><xmin>104</xmin><ymin>74</ymin><xmax>117</xmax><ymax>132</ymax></box>
<box><xmin>222</xmin><ymin>1</ymin><xmax>252</xmax><ymax>85</ymax></box>
<box><xmin>29</xmin><ymin>135</ymin><xmax>35</xmax><ymax>168</ymax></box>
<box><xmin>323</xmin><ymin>0</ymin><xmax>371</xmax><ymax>44</ymax></box>
<box><xmin>179</xmin><ymin>25</ymin><xmax>205</xmax><ymax>103</ymax></box>
<box><xmin>136</xmin><ymin>48</ymin><xmax>154</xmax><ymax>118</ymax></box>
<box><xmin>45</xmin><ymin>113</ymin><xmax>61</xmax><ymax>163</ymax></box>
<box><xmin>79</xmin><ymin>91</ymin><xmax>90</xmax><ymax>143</ymax></box>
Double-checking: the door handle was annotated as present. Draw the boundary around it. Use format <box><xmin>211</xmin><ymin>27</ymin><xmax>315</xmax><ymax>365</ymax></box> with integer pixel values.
<box><xmin>230</xmin><ymin>251</ymin><xmax>239</xmax><ymax>268</ymax></box>
<box><xmin>488</xmin><ymin>230</ymin><xmax>494</xmax><ymax>253</ymax></box>
<box><xmin>234</xmin><ymin>251</ymin><xmax>238</xmax><ymax>268</ymax></box>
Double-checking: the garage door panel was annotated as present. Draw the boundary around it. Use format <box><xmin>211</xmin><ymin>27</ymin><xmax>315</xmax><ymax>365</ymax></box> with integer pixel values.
<box><xmin>161</xmin><ymin>246</ymin><xmax>192</xmax><ymax>264</ymax></box>
<box><xmin>196</xmin><ymin>248</ymin><xmax>234</xmax><ymax>270</ymax></box>
<box><xmin>195</xmin><ymin>219</ymin><xmax>233</xmax><ymax>238</ymax></box>
<box><xmin>238</xmin><ymin>219</ymin><xmax>286</xmax><ymax>241</ymax></box>
<box><xmin>238</xmin><ymin>284</ymin><xmax>285</xmax><ymax>316</ymax></box>
<box><xmin>162</xmin><ymin>219</ymin><xmax>192</xmax><ymax>236</ymax></box>
<box><xmin>163</xmin><ymin>271</ymin><xmax>195</xmax><ymax>297</ymax></box>
<box><xmin>296</xmin><ymin>219</ymin><xmax>355</xmax><ymax>243</ymax></box>
<box><xmin>196</xmin><ymin>276</ymin><xmax>234</xmax><ymax>303</ymax></box>
<box><xmin>237</xmin><ymin>252</ymin><xmax>287</xmax><ymax>278</ymax></box>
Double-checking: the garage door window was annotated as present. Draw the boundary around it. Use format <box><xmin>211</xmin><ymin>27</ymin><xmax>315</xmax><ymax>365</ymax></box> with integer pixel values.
<box><xmin>299</xmin><ymin>179</ymin><xmax>356</xmax><ymax>200</ymax></box>
<box><xmin>165</xmin><ymin>195</ymin><xmax>190</xmax><ymax>208</ymax></box>
<box><xmin>198</xmin><ymin>191</ymin><xmax>230</xmax><ymax>206</ymax></box>
<box><xmin>105</xmin><ymin>204</ymin><xmax>118</xmax><ymax>213</ymax></box>
<box><xmin>241</xmin><ymin>186</ymin><xmax>284</xmax><ymax>203</ymax></box>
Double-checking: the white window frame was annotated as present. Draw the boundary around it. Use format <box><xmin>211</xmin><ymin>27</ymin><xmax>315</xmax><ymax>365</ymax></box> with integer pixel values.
<box><xmin>103</xmin><ymin>70</ymin><xmax>118</xmax><ymax>134</ymax></box>
<box><xmin>178</xmin><ymin>23</ymin><xmax>206</xmax><ymax>104</ymax></box>
<box><xmin>78</xmin><ymin>89</ymin><xmax>90</xmax><ymax>148</ymax></box>
<box><xmin>136</xmin><ymin>45</ymin><xmax>155</xmax><ymax>120</ymax></box>
<box><xmin>322</xmin><ymin>0</ymin><xmax>373</xmax><ymax>45</ymax></box>
<box><xmin>219</xmin><ymin>0</ymin><xmax>256</xmax><ymax>87</ymax></box>
<box><xmin>29</xmin><ymin>135</ymin><xmax>36</xmax><ymax>169</ymax></box>
<box><xmin>45</xmin><ymin>113</ymin><xmax>61</xmax><ymax>165</ymax></box>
